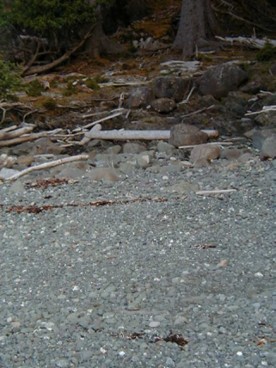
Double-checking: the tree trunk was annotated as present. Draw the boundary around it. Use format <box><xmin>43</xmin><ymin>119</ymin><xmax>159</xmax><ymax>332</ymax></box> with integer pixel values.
<box><xmin>173</xmin><ymin>0</ymin><xmax>218</xmax><ymax>58</ymax></box>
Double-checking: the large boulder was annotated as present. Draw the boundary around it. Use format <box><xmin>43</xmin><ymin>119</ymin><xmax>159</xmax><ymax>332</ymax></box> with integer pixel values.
<box><xmin>169</xmin><ymin>124</ymin><xmax>208</xmax><ymax>147</ymax></box>
<box><xmin>197</xmin><ymin>62</ymin><xmax>248</xmax><ymax>99</ymax></box>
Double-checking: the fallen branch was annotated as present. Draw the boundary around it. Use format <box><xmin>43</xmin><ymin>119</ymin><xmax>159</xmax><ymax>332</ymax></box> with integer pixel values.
<box><xmin>196</xmin><ymin>189</ymin><xmax>237</xmax><ymax>195</ymax></box>
<box><xmin>0</xmin><ymin>128</ymin><xmax>62</xmax><ymax>147</ymax></box>
<box><xmin>5</xmin><ymin>154</ymin><xmax>89</xmax><ymax>182</ymax></box>
<box><xmin>181</xmin><ymin>105</ymin><xmax>215</xmax><ymax>118</ymax></box>
<box><xmin>81</xmin><ymin>111</ymin><xmax>124</xmax><ymax>129</ymax></box>
<box><xmin>245</xmin><ymin>105</ymin><xmax>276</xmax><ymax>116</ymax></box>
<box><xmin>216</xmin><ymin>36</ymin><xmax>276</xmax><ymax>49</ymax></box>
<box><xmin>23</xmin><ymin>25</ymin><xmax>96</xmax><ymax>76</ymax></box>
<box><xmin>79</xmin><ymin>128</ymin><xmax>219</xmax><ymax>142</ymax></box>
<box><xmin>179</xmin><ymin>141</ymin><xmax>231</xmax><ymax>149</ymax></box>
<box><xmin>0</xmin><ymin>125</ymin><xmax>34</xmax><ymax>140</ymax></box>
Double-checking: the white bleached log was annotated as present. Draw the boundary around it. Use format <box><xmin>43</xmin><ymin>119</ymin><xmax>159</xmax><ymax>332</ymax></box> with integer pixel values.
<box><xmin>80</xmin><ymin>128</ymin><xmax>219</xmax><ymax>143</ymax></box>
<box><xmin>5</xmin><ymin>154</ymin><xmax>89</xmax><ymax>182</ymax></box>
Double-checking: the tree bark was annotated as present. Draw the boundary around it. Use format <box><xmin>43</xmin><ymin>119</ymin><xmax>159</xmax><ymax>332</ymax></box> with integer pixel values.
<box><xmin>173</xmin><ymin>0</ymin><xmax>218</xmax><ymax>58</ymax></box>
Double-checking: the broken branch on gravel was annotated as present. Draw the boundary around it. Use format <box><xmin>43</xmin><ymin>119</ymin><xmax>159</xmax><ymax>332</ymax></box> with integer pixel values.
<box><xmin>79</xmin><ymin>128</ymin><xmax>219</xmax><ymax>143</ymax></box>
<box><xmin>0</xmin><ymin>125</ymin><xmax>34</xmax><ymax>140</ymax></box>
<box><xmin>5</xmin><ymin>154</ymin><xmax>89</xmax><ymax>182</ymax></box>
<box><xmin>196</xmin><ymin>189</ymin><xmax>237</xmax><ymax>195</ymax></box>
<box><xmin>245</xmin><ymin>105</ymin><xmax>276</xmax><ymax>115</ymax></box>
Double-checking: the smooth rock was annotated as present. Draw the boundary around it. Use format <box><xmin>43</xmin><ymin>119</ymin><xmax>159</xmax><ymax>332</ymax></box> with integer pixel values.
<box><xmin>123</xmin><ymin>142</ymin><xmax>147</xmax><ymax>154</ymax></box>
<box><xmin>151</xmin><ymin>98</ymin><xmax>176</xmax><ymax>113</ymax></box>
<box><xmin>261</xmin><ymin>136</ymin><xmax>276</xmax><ymax>159</ymax></box>
<box><xmin>136</xmin><ymin>154</ymin><xmax>151</xmax><ymax>169</ymax></box>
<box><xmin>152</xmin><ymin>76</ymin><xmax>192</xmax><ymax>102</ymax></box>
<box><xmin>167</xmin><ymin>180</ymin><xmax>199</xmax><ymax>194</ymax></box>
<box><xmin>221</xmin><ymin>148</ymin><xmax>243</xmax><ymax>160</ymax></box>
<box><xmin>156</xmin><ymin>141</ymin><xmax>175</xmax><ymax>156</ymax></box>
<box><xmin>127</xmin><ymin>86</ymin><xmax>154</xmax><ymax>108</ymax></box>
<box><xmin>0</xmin><ymin>167</ymin><xmax>19</xmax><ymax>180</ymax></box>
<box><xmin>190</xmin><ymin>144</ymin><xmax>221</xmax><ymax>165</ymax></box>
<box><xmin>87</xmin><ymin>167</ymin><xmax>119</xmax><ymax>182</ymax></box>
<box><xmin>169</xmin><ymin>124</ymin><xmax>208</xmax><ymax>147</ymax></box>
<box><xmin>197</xmin><ymin>62</ymin><xmax>248</xmax><ymax>98</ymax></box>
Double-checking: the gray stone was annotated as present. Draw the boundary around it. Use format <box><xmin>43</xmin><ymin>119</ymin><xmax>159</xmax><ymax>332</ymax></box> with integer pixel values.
<box><xmin>197</xmin><ymin>62</ymin><xmax>248</xmax><ymax>98</ymax></box>
<box><xmin>151</xmin><ymin>98</ymin><xmax>176</xmax><ymax>113</ymax></box>
<box><xmin>136</xmin><ymin>154</ymin><xmax>151</xmax><ymax>169</ymax></box>
<box><xmin>152</xmin><ymin>76</ymin><xmax>192</xmax><ymax>102</ymax></box>
<box><xmin>127</xmin><ymin>86</ymin><xmax>154</xmax><ymax>108</ymax></box>
<box><xmin>123</xmin><ymin>142</ymin><xmax>147</xmax><ymax>154</ymax></box>
<box><xmin>87</xmin><ymin>167</ymin><xmax>119</xmax><ymax>182</ymax></box>
<box><xmin>190</xmin><ymin>144</ymin><xmax>221</xmax><ymax>165</ymax></box>
<box><xmin>169</xmin><ymin>124</ymin><xmax>208</xmax><ymax>147</ymax></box>
<box><xmin>261</xmin><ymin>136</ymin><xmax>276</xmax><ymax>159</ymax></box>
<box><xmin>156</xmin><ymin>141</ymin><xmax>175</xmax><ymax>156</ymax></box>
<box><xmin>221</xmin><ymin>148</ymin><xmax>243</xmax><ymax>160</ymax></box>
<box><xmin>254</xmin><ymin>111</ymin><xmax>276</xmax><ymax>126</ymax></box>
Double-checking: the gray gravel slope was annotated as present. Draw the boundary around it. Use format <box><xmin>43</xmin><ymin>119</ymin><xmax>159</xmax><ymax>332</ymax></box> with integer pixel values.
<box><xmin>0</xmin><ymin>159</ymin><xmax>275</xmax><ymax>368</ymax></box>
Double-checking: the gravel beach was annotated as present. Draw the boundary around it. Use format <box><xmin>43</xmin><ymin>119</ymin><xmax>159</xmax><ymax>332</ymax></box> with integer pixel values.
<box><xmin>0</xmin><ymin>157</ymin><xmax>275</xmax><ymax>368</ymax></box>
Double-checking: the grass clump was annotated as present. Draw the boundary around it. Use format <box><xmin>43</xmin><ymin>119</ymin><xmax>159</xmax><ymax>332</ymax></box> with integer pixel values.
<box><xmin>0</xmin><ymin>59</ymin><xmax>22</xmax><ymax>99</ymax></box>
<box><xmin>256</xmin><ymin>42</ymin><xmax>276</xmax><ymax>62</ymax></box>
<box><xmin>25</xmin><ymin>79</ymin><xmax>44</xmax><ymax>96</ymax></box>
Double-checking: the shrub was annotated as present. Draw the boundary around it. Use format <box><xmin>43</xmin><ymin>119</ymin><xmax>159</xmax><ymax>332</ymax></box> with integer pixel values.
<box><xmin>0</xmin><ymin>59</ymin><xmax>22</xmax><ymax>99</ymax></box>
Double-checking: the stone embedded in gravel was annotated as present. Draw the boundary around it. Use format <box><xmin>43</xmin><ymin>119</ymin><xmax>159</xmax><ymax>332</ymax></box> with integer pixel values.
<box><xmin>221</xmin><ymin>148</ymin><xmax>243</xmax><ymax>160</ymax></box>
<box><xmin>156</xmin><ymin>141</ymin><xmax>175</xmax><ymax>156</ymax></box>
<box><xmin>169</xmin><ymin>124</ymin><xmax>208</xmax><ymax>147</ymax></box>
<box><xmin>167</xmin><ymin>180</ymin><xmax>199</xmax><ymax>194</ymax></box>
<box><xmin>261</xmin><ymin>136</ymin><xmax>276</xmax><ymax>159</ymax></box>
<box><xmin>151</xmin><ymin>98</ymin><xmax>176</xmax><ymax>113</ymax></box>
<box><xmin>86</xmin><ymin>167</ymin><xmax>119</xmax><ymax>182</ymax></box>
<box><xmin>190</xmin><ymin>144</ymin><xmax>221</xmax><ymax>165</ymax></box>
<box><xmin>152</xmin><ymin>76</ymin><xmax>192</xmax><ymax>102</ymax></box>
<box><xmin>136</xmin><ymin>154</ymin><xmax>151</xmax><ymax>168</ymax></box>
<box><xmin>0</xmin><ymin>167</ymin><xmax>19</xmax><ymax>180</ymax></box>
<box><xmin>105</xmin><ymin>145</ymin><xmax>122</xmax><ymax>154</ymax></box>
<box><xmin>123</xmin><ymin>142</ymin><xmax>147</xmax><ymax>154</ymax></box>
<box><xmin>254</xmin><ymin>111</ymin><xmax>276</xmax><ymax>126</ymax></box>
<box><xmin>197</xmin><ymin>62</ymin><xmax>248</xmax><ymax>98</ymax></box>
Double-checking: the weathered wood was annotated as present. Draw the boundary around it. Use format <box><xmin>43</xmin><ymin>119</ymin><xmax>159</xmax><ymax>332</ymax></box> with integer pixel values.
<box><xmin>196</xmin><ymin>189</ymin><xmax>237</xmax><ymax>195</ymax></box>
<box><xmin>80</xmin><ymin>128</ymin><xmax>219</xmax><ymax>142</ymax></box>
<box><xmin>5</xmin><ymin>154</ymin><xmax>89</xmax><ymax>182</ymax></box>
<box><xmin>0</xmin><ymin>126</ymin><xmax>34</xmax><ymax>140</ymax></box>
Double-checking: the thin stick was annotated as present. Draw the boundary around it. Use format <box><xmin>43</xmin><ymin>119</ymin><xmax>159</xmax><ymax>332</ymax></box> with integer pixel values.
<box><xmin>181</xmin><ymin>105</ymin><xmax>215</xmax><ymax>118</ymax></box>
<box><xmin>179</xmin><ymin>141</ymin><xmax>231</xmax><ymax>149</ymax></box>
<box><xmin>81</xmin><ymin>111</ymin><xmax>124</xmax><ymax>130</ymax></box>
<box><xmin>196</xmin><ymin>189</ymin><xmax>237</xmax><ymax>195</ymax></box>
<box><xmin>5</xmin><ymin>154</ymin><xmax>89</xmax><ymax>182</ymax></box>
<box><xmin>179</xmin><ymin>86</ymin><xmax>196</xmax><ymax>105</ymax></box>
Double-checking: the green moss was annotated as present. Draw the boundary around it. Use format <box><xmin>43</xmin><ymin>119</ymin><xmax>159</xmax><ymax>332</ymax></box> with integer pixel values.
<box><xmin>62</xmin><ymin>80</ymin><xmax>77</xmax><ymax>96</ymax></box>
<box><xmin>0</xmin><ymin>59</ymin><xmax>22</xmax><ymax>99</ymax></box>
<box><xmin>84</xmin><ymin>78</ymin><xmax>99</xmax><ymax>90</ymax></box>
<box><xmin>25</xmin><ymin>79</ymin><xmax>44</xmax><ymax>96</ymax></box>
<box><xmin>42</xmin><ymin>97</ymin><xmax>57</xmax><ymax>110</ymax></box>
<box><xmin>256</xmin><ymin>42</ymin><xmax>276</xmax><ymax>62</ymax></box>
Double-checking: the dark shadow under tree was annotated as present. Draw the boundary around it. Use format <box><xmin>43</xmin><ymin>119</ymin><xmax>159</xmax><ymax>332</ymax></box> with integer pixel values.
<box><xmin>172</xmin><ymin>0</ymin><xmax>219</xmax><ymax>58</ymax></box>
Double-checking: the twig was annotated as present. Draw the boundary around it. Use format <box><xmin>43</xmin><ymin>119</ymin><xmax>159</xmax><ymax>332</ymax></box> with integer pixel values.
<box><xmin>181</xmin><ymin>105</ymin><xmax>215</xmax><ymax>118</ymax></box>
<box><xmin>179</xmin><ymin>86</ymin><xmax>196</xmax><ymax>105</ymax></box>
<box><xmin>179</xmin><ymin>141</ymin><xmax>231</xmax><ymax>149</ymax></box>
<box><xmin>0</xmin><ymin>106</ymin><xmax>7</xmax><ymax>124</ymax></box>
<box><xmin>245</xmin><ymin>105</ymin><xmax>276</xmax><ymax>116</ymax></box>
<box><xmin>196</xmin><ymin>189</ymin><xmax>237</xmax><ymax>195</ymax></box>
<box><xmin>81</xmin><ymin>111</ymin><xmax>124</xmax><ymax>130</ymax></box>
<box><xmin>5</xmin><ymin>154</ymin><xmax>89</xmax><ymax>182</ymax></box>
<box><xmin>0</xmin><ymin>125</ymin><xmax>34</xmax><ymax>140</ymax></box>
